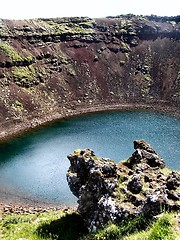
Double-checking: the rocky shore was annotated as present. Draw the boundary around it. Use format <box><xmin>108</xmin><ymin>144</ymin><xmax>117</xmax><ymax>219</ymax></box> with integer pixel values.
<box><xmin>0</xmin><ymin>203</ymin><xmax>74</xmax><ymax>215</ymax></box>
<box><xmin>0</xmin><ymin>185</ymin><xmax>77</xmax><ymax>215</ymax></box>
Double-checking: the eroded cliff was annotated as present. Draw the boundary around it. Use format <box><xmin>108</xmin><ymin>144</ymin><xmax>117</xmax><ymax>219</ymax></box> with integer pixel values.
<box><xmin>0</xmin><ymin>15</ymin><xmax>180</xmax><ymax>139</ymax></box>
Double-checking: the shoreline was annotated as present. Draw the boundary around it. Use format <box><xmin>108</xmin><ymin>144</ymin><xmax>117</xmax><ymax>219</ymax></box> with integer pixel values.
<box><xmin>0</xmin><ymin>101</ymin><xmax>179</xmax><ymax>143</ymax></box>
<box><xmin>0</xmin><ymin>101</ymin><xmax>180</xmax><ymax>211</ymax></box>
<box><xmin>0</xmin><ymin>183</ymin><xmax>78</xmax><ymax>215</ymax></box>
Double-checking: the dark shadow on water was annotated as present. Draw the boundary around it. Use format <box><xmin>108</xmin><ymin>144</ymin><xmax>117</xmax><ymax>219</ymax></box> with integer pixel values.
<box><xmin>36</xmin><ymin>212</ymin><xmax>88</xmax><ymax>240</ymax></box>
<box><xmin>0</xmin><ymin>120</ymin><xmax>71</xmax><ymax>165</ymax></box>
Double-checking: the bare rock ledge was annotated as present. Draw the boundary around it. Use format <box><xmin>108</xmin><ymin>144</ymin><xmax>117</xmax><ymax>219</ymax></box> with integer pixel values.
<box><xmin>67</xmin><ymin>140</ymin><xmax>180</xmax><ymax>231</ymax></box>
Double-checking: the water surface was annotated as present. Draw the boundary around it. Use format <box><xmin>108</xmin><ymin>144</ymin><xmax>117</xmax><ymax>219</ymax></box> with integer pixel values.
<box><xmin>0</xmin><ymin>110</ymin><xmax>179</xmax><ymax>205</ymax></box>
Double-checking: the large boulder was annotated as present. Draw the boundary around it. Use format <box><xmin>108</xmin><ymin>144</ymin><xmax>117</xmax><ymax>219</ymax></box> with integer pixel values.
<box><xmin>67</xmin><ymin>140</ymin><xmax>180</xmax><ymax>231</ymax></box>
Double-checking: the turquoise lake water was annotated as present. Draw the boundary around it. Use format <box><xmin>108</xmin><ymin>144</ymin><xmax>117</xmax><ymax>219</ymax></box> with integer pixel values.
<box><xmin>0</xmin><ymin>110</ymin><xmax>179</xmax><ymax>206</ymax></box>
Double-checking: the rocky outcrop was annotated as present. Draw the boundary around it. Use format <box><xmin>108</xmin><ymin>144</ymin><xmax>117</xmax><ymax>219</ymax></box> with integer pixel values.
<box><xmin>67</xmin><ymin>140</ymin><xmax>180</xmax><ymax>231</ymax></box>
<box><xmin>0</xmin><ymin>15</ymin><xmax>180</xmax><ymax>139</ymax></box>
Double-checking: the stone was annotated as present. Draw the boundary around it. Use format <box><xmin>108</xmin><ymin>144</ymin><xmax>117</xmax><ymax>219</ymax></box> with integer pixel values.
<box><xmin>93</xmin><ymin>55</ymin><xmax>98</xmax><ymax>61</ymax></box>
<box><xmin>167</xmin><ymin>190</ymin><xmax>179</xmax><ymax>201</ymax></box>
<box><xmin>127</xmin><ymin>140</ymin><xmax>165</xmax><ymax>169</ymax></box>
<box><xmin>127</xmin><ymin>175</ymin><xmax>143</xmax><ymax>194</ymax></box>
<box><xmin>67</xmin><ymin>140</ymin><xmax>180</xmax><ymax>231</ymax></box>
<box><xmin>166</xmin><ymin>172</ymin><xmax>180</xmax><ymax>190</ymax></box>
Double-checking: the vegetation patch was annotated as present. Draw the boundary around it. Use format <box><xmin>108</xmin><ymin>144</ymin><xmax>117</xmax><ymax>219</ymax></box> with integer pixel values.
<box><xmin>0</xmin><ymin>41</ymin><xmax>23</xmax><ymax>61</ymax></box>
<box><xmin>12</xmin><ymin>66</ymin><xmax>40</xmax><ymax>88</ymax></box>
<box><xmin>82</xmin><ymin>212</ymin><xmax>180</xmax><ymax>240</ymax></box>
<box><xmin>42</xmin><ymin>19</ymin><xmax>94</xmax><ymax>35</ymax></box>
<box><xmin>0</xmin><ymin>41</ymin><xmax>33</xmax><ymax>64</ymax></box>
<box><xmin>125</xmin><ymin>213</ymin><xmax>180</xmax><ymax>240</ymax></box>
<box><xmin>0</xmin><ymin>210</ymin><xmax>87</xmax><ymax>240</ymax></box>
<box><xmin>0</xmin><ymin>210</ymin><xmax>179</xmax><ymax>240</ymax></box>
<box><xmin>12</xmin><ymin>100</ymin><xmax>24</xmax><ymax>111</ymax></box>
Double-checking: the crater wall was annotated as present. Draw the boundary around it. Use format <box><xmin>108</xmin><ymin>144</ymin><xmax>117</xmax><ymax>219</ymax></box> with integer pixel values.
<box><xmin>0</xmin><ymin>15</ymin><xmax>180</xmax><ymax>139</ymax></box>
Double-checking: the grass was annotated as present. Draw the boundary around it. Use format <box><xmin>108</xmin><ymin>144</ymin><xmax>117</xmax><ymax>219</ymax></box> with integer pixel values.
<box><xmin>0</xmin><ymin>210</ymin><xmax>179</xmax><ymax>240</ymax></box>
<box><xmin>125</xmin><ymin>213</ymin><xmax>180</xmax><ymax>240</ymax></box>
<box><xmin>82</xmin><ymin>213</ymin><xmax>150</xmax><ymax>240</ymax></box>
<box><xmin>0</xmin><ymin>210</ymin><xmax>87</xmax><ymax>240</ymax></box>
<box><xmin>83</xmin><ymin>212</ymin><xmax>180</xmax><ymax>240</ymax></box>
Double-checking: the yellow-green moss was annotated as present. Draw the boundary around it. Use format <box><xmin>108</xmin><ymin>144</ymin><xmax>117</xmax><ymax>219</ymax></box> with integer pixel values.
<box><xmin>42</xmin><ymin>19</ymin><xmax>93</xmax><ymax>35</ymax></box>
<box><xmin>13</xmin><ymin>100</ymin><xmax>24</xmax><ymax>111</ymax></box>
<box><xmin>0</xmin><ymin>41</ymin><xmax>33</xmax><ymax>63</ymax></box>
<box><xmin>0</xmin><ymin>41</ymin><xmax>23</xmax><ymax>61</ymax></box>
<box><xmin>12</xmin><ymin>66</ymin><xmax>39</xmax><ymax>87</ymax></box>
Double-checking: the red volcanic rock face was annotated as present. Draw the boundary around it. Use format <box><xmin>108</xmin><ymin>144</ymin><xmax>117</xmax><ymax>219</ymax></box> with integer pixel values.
<box><xmin>0</xmin><ymin>16</ymin><xmax>180</xmax><ymax>139</ymax></box>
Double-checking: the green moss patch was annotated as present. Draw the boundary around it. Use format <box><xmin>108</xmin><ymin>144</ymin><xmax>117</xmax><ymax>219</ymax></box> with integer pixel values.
<box><xmin>12</xmin><ymin>66</ymin><xmax>39</xmax><ymax>88</ymax></box>
<box><xmin>0</xmin><ymin>41</ymin><xmax>23</xmax><ymax>62</ymax></box>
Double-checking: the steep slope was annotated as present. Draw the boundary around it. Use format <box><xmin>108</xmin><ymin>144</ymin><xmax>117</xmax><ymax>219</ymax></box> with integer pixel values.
<box><xmin>0</xmin><ymin>15</ymin><xmax>180</xmax><ymax>139</ymax></box>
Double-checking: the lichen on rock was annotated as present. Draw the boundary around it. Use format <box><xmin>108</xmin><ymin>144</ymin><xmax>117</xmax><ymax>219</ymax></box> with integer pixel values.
<box><xmin>67</xmin><ymin>140</ymin><xmax>180</xmax><ymax>231</ymax></box>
